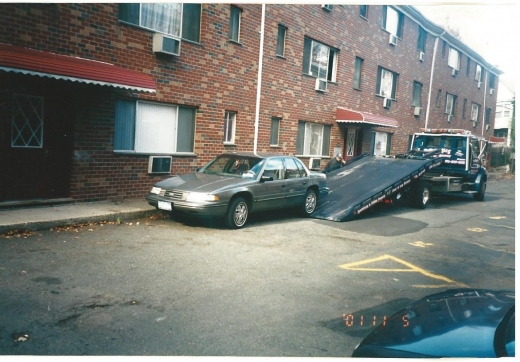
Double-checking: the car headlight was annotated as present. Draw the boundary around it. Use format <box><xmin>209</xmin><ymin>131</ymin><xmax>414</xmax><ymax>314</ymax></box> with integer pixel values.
<box><xmin>186</xmin><ymin>192</ymin><xmax>219</xmax><ymax>202</ymax></box>
<box><xmin>150</xmin><ymin>187</ymin><xmax>162</xmax><ymax>195</ymax></box>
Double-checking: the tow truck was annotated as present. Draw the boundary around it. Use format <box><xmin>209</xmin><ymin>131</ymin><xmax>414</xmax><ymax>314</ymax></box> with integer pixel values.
<box><xmin>312</xmin><ymin>129</ymin><xmax>488</xmax><ymax>222</ymax></box>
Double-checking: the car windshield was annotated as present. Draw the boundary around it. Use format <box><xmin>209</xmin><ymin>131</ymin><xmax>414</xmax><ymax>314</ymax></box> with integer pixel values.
<box><xmin>198</xmin><ymin>155</ymin><xmax>262</xmax><ymax>177</ymax></box>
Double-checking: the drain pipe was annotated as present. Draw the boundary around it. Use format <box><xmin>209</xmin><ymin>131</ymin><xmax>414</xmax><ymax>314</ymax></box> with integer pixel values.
<box><xmin>253</xmin><ymin>4</ymin><xmax>266</xmax><ymax>155</ymax></box>
<box><xmin>481</xmin><ymin>70</ymin><xmax>488</xmax><ymax>136</ymax></box>
<box><xmin>424</xmin><ymin>30</ymin><xmax>445</xmax><ymax>129</ymax></box>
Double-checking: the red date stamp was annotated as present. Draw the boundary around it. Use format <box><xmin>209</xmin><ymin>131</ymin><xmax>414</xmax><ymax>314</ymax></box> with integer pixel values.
<box><xmin>342</xmin><ymin>314</ymin><xmax>410</xmax><ymax>327</ymax></box>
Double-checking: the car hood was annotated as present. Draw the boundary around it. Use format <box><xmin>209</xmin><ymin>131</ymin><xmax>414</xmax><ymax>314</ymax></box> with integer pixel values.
<box><xmin>154</xmin><ymin>172</ymin><xmax>252</xmax><ymax>193</ymax></box>
<box><xmin>352</xmin><ymin>289</ymin><xmax>515</xmax><ymax>358</ymax></box>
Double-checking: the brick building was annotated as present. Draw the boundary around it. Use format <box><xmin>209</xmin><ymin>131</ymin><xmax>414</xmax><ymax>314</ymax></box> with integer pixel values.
<box><xmin>0</xmin><ymin>4</ymin><xmax>501</xmax><ymax>204</ymax></box>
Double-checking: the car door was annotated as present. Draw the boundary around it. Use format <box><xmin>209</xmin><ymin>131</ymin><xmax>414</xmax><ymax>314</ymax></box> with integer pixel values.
<box><xmin>252</xmin><ymin>157</ymin><xmax>287</xmax><ymax>211</ymax></box>
<box><xmin>283</xmin><ymin>157</ymin><xmax>308</xmax><ymax>207</ymax></box>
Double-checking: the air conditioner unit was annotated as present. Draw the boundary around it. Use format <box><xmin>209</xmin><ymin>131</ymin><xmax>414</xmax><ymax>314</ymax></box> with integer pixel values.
<box><xmin>490</xmin><ymin>88</ymin><xmax>494</xmax><ymax>95</ymax></box>
<box><xmin>447</xmin><ymin>115</ymin><xmax>453</xmax><ymax>123</ymax></box>
<box><xmin>321</xmin><ymin>4</ymin><xmax>333</xmax><ymax>11</ymax></box>
<box><xmin>485</xmin><ymin>124</ymin><xmax>490</xmax><ymax>131</ymax></box>
<box><xmin>414</xmin><ymin>106</ymin><xmax>422</xmax><ymax>117</ymax></box>
<box><xmin>419</xmin><ymin>52</ymin><xmax>425</xmax><ymax>62</ymax></box>
<box><xmin>477</xmin><ymin>81</ymin><xmax>482</xmax><ymax>89</ymax></box>
<box><xmin>472</xmin><ymin>121</ymin><xmax>477</xmax><ymax>128</ymax></box>
<box><xmin>389</xmin><ymin>34</ymin><xmax>397</xmax><ymax>46</ymax></box>
<box><xmin>315</xmin><ymin>78</ymin><xmax>327</xmax><ymax>92</ymax></box>
<box><xmin>383</xmin><ymin>97</ymin><xmax>391</xmax><ymax>109</ymax></box>
<box><xmin>153</xmin><ymin>33</ymin><xmax>181</xmax><ymax>56</ymax></box>
<box><xmin>148</xmin><ymin>156</ymin><xmax>172</xmax><ymax>174</ymax></box>
<box><xmin>309</xmin><ymin>158</ymin><xmax>322</xmax><ymax>170</ymax></box>
<box><xmin>452</xmin><ymin>68</ymin><xmax>459</xmax><ymax>77</ymax></box>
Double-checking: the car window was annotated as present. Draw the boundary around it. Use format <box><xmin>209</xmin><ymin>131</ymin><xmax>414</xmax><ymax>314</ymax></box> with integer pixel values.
<box><xmin>243</xmin><ymin>159</ymin><xmax>265</xmax><ymax>179</ymax></box>
<box><xmin>263</xmin><ymin>158</ymin><xmax>285</xmax><ymax>180</ymax></box>
<box><xmin>200</xmin><ymin>155</ymin><xmax>261</xmax><ymax>177</ymax></box>
<box><xmin>284</xmin><ymin>157</ymin><xmax>303</xmax><ymax>179</ymax></box>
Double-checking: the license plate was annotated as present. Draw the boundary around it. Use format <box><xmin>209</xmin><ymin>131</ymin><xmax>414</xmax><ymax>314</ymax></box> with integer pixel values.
<box><xmin>158</xmin><ymin>201</ymin><xmax>172</xmax><ymax>211</ymax></box>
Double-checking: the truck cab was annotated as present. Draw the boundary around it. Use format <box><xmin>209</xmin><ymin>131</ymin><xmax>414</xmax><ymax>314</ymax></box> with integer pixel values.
<box><xmin>409</xmin><ymin>128</ymin><xmax>488</xmax><ymax>201</ymax></box>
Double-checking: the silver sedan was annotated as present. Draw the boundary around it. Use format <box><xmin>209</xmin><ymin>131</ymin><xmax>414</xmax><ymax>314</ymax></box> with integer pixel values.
<box><xmin>145</xmin><ymin>152</ymin><xmax>329</xmax><ymax>228</ymax></box>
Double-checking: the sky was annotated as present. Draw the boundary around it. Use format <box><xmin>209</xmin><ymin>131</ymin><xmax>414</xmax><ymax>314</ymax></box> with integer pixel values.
<box><xmin>411</xmin><ymin>3</ymin><xmax>518</xmax><ymax>96</ymax></box>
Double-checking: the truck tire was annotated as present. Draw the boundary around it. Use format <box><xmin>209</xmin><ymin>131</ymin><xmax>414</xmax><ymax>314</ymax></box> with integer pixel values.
<box><xmin>412</xmin><ymin>183</ymin><xmax>430</xmax><ymax>209</ymax></box>
<box><xmin>473</xmin><ymin>178</ymin><xmax>486</xmax><ymax>201</ymax></box>
<box><xmin>301</xmin><ymin>189</ymin><xmax>317</xmax><ymax>216</ymax></box>
<box><xmin>226</xmin><ymin>197</ymin><xmax>249</xmax><ymax>229</ymax></box>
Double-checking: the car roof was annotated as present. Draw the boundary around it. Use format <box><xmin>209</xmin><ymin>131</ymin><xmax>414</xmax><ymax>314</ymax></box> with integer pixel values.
<box><xmin>219</xmin><ymin>151</ymin><xmax>293</xmax><ymax>159</ymax></box>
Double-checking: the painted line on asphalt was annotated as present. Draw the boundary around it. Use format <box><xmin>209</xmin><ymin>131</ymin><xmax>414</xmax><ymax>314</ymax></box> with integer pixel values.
<box><xmin>338</xmin><ymin>254</ymin><xmax>467</xmax><ymax>287</ymax></box>
<box><xmin>409</xmin><ymin>241</ymin><xmax>433</xmax><ymax>248</ymax></box>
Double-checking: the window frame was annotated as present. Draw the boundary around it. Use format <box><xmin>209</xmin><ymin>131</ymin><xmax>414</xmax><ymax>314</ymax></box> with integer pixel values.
<box><xmin>223</xmin><ymin>111</ymin><xmax>237</xmax><ymax>144</ymax></box>
<box><xmin>412</xmin><ymin>81</ymin><xmax>423</xmax><ymax>107</ymax></box>
<box><xmin>462</xmin><ymin>98</ymin><xmax>467</xmax><ymax>119</ymax></box>
<box><xmin>485</xmin><ymin>108</ymin><xmax>492</xmax><ymax>125</ymax></box>
<box><xmin>276</xmin><ymin>24</ymin><xmax>287</xmax><ymax>57</ymax></box>
<box><xmin>466</xmin><ymin>56</ymin><xmax>471</xmax><ymax>77</ymax></box>
<box><xmin>360</xmin><ymin>5</ymin><xmax>368</xmax><ymax>19</ymax></box>
<box><xmin>12</xmin><ymin>94</ymin><xmax>44</xmax><ymax>149</ymax></box>
<box><xmin>445</xmin><ymin>93</ymin><xmax>457</xmax><ymax>116</ymax></box>
<box><xmin>382</xmin><ymin>6</ymin><xmax>404</xmax><ymax>38</ymax></box>
<box><xmin>229</xmin><ymin>5</ymin><xmax>242</xmax><ymax>43</ymax></box>
<box><xmin>353</xmin><ymin>57</ymin><xmax>364</xmax><ymax>90</ymax></box>
<box><xmin>270</xmin><ymin>117</ymin><xmax>281</xmax><ymax>146</ymax></box>
<box><xmin>475</xmin><ymin>64</ymin><xmax>482</xmax><ymax>82</ymax></box>
<box><xmin>302</xmin><ymin>37</ymin><xmax>338</xmax><ymax>82</ymax></box>
<box><xmin>448</xmin><ymin>47</ymin><xmax>460</xmax><ymax>70</ymax></box>
<box><xmin>114</xmin><ymin>99</ymin><xmax>196</xmax><ymax>154</ymax></box>
<box><xmin>417</xmin><ymin>26</ymin><xmax>427</xmax><ymax>53</ymax></box>
<box><xmin>295</xmin><ymin>121</ymin><xmax>331</xmax><ymax>157</ymax></box>
<box><xmin>470</xmin><ymin>103</ymin><xmax>480</xmax><ymax>122</ymax></box>
<box><xmin>376</xmin><ymin>66</ymin><xmax>398</xmax><ymax>100</ymax></box>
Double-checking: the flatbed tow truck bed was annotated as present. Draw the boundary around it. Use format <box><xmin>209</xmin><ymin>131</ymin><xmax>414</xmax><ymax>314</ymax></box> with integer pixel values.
<box><xmin>312</xmin><ymin>155</ymin><xmax>443</xmax><ymax>222</ymax></box>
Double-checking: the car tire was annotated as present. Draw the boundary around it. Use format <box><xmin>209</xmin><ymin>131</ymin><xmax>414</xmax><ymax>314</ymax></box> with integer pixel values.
<box><xmin>226</xmin><ymin>197</ymin><xmax>249</xmax><ymax>229</ymax></box>
<box><xmin>412</xmin><ymin>182</ymin><xmax>430</xmax><ymax>209</ymax></box>
<box><xmin>473</xmin><ymin>177</ymin><xmax>486</xmax><ymax>201</ymax></box>
<box><xmin>302</xmin><ymin>189</ymin><xmax>317</xmax><ymax>216</ymax></box>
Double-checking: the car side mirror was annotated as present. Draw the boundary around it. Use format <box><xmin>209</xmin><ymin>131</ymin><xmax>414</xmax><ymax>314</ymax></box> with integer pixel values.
<box><xmin>261</xmin><ymin>175</ymin><xmax>273</xmax><ymax>182</ymax></box>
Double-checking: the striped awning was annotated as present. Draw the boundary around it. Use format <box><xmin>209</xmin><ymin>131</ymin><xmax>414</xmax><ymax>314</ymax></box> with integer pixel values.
<box><xmin>336</xmin><ymin>107</ymin><xmax>399</xmax><ymax>128</ymax></box>
<box><xmin>0</xmin><ymin>43</ymin><xmax>156</xmax><ymax>93</ymax></box>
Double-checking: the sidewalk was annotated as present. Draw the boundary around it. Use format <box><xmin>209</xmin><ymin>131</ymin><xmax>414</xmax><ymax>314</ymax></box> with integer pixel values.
<box><xmin>0</xmin><ymin>199</ymin><xmax>160</xmax><ymax>235</ymax></box>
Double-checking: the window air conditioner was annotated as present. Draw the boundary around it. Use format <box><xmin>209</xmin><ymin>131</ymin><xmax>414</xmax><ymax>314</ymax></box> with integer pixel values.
<box><xmin>309</xmin><ymin>158</ymin><xmax>322</xmax><ymax>170</ymax></box>
<box><xmin>472</xmin><ymin>121</ymin><xmax>477</xmax><ymax>128</ymax></box>
<box><xmin>321</xmin><ymin>4</ymin><xmax>333</xmax><ymax>11</ymax></box>
<box><xmin>447</xmin><ymin>115</ymin><xmax>453</xmax><ymax>123</ymax></box>
<box><xmin>419</xmin><ymin>52</ymin><xmax>425</xmax><ymax>62</ymax></box>
<box><xmin>452</xmin><ymin>68</ymin><xmax>458</xmax><ymax>77</ymax></box>
<box><xmin>383</xmin><ymin>97</ymin><xmax>391</xmax><ymax>109</ymax></box>
<box><xmin>153</xmin><ymin>33</ymin><xmax>181</xmax><ymax>56</ymax></box>
<box><xmin>490</xmin><ymin>88</ymin><xmax>494</xmax><ymax>95</ymax></box>
<box><xmin>477</xmin><ymin>81</ymin><xmax>482</xmax><ymax>89</ymax></box>
<box><xmin>315</xmin><ymin>78</ymin><xmax>327</xmax><ymax>92</ymax></box>
<box><xmin>148</xmin><ymin>156</ymin><xmax>172</xmax><ymax>174</ymax></box>
<box><xmin>414</xmin><ymin>106</ymin><xmax>422</xmax><ymax>117</ymax></box>
<box><xmin>485</xmin><ymin>124</ymin><xmax>490</xmax><ymax>131</ymax></box>
<box><xmin>389</xmin><ymin>34</ymin><xmax>397</xmax><ymax>46</ymax></box>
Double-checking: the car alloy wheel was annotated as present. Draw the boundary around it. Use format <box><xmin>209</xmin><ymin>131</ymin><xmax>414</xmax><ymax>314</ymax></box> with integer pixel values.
<box><xmin>303</xmin><ymin>189</ymin><xmax>317</xmax><ymax>216</ymax></box>
<box><xmin>226</xmin><ymin>197</ymin><xmax>248</xmax><ymax>229</ymax></box>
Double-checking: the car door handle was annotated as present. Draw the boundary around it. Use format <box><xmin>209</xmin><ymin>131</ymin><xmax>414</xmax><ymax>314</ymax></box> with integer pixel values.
<box><xmin>302</xmin><ymin>181</ymin><xmax>307</xmax><ymax>185</ymax></box>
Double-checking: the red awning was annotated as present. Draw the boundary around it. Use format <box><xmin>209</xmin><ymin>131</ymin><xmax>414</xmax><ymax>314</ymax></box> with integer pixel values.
<box><xmin>489</xmin><ymin>136</ymin><xmax>507</xmax><ymax>143</ymax></box>
<box><xmin>0</xmin><ymin>43</ymin><xmax>156</xmax><ymax>93</ymax></box>
<box><xmin>336</xmin><ymin>107</ymin><xmax>399</xmax><ymax>128</ymax></box>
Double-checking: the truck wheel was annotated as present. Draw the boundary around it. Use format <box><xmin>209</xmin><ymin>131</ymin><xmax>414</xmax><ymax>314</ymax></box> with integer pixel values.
<box><xmin>413</xmin><ymin>183</ymin><xmax>430</xmax><ymax>209</ymax></box>
<box><xmin>226</xmin><ymin>197</ymin><xmax>248</xmax><ymax>229</ymax></box>
<box><xmin>301</xmin><ymin>189</ymin><xmax>317</xmax><ymax>216</ymax></box>
<box><xmin>473</xmin><ymin>178</ymin><xmax>486</xmax><ymax>201</ymax></box>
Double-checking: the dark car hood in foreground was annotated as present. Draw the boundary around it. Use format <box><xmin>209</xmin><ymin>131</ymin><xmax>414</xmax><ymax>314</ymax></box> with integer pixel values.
<box><xmin>352</xmin><ymin>289</ymin><xmax>515</xmax><ymax>358</ymax></box>
<box><xmin>154</xmin><ymin>172</ymin><xmax>253</xmax><ymax>193</ymax></box>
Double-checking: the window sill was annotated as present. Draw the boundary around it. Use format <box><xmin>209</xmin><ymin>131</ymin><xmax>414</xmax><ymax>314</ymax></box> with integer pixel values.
<box><xmin>270</xmin><ymin>145</ymin><xmax>281</xmax><ymax>148</ymax></box>
<box><xmin>375</xmin><ymin>94</ymin><xmax>395</xmax><ymax>101</ymax></box>
<box><xmin>275</xmin><ymin>54</ymin><xmax>286</xmax><ymax>59</ymax></box>
<box><xmin>223</xmin><ymin>142</ymin><xmax>236</xmax><ymax>146</ymax></box>
<box><xmin>228</xmin><ymin>39</ymin><xmax>243</xmax><ymax>46</ymax></box>
<box><xmin>114</xmin><ymin>151</ymin><xmax>197</xmax><ymax>157</ymax></box>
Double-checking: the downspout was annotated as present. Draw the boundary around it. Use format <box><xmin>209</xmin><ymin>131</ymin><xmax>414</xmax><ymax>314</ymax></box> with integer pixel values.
<box><xmin>481</xmin><ymin>70</ymin><xmax>488</xmax><ymax>136</ymax></box>
<box><xmin>425</xmin><ymin>30</ymin><xmax>445</xmax><ymax>128</ymax></box>
<box><xmin>253</xmin><ymin>4</ymin><xmax>266</xmax><ymax>155</ymax></box>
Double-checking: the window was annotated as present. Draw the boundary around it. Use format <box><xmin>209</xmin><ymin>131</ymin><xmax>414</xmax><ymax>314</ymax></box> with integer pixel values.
<box><xmin>302</xmin><ymin>37</ymin><xmax>338</xmax><ymax>82</ymax></box>
<box><xmin>12</xmin><ymin>94</ymin><xmax>44</xmax><ymax>148</ymax></box>
<box><xmin>462</xmin><ymin>98</ymin><xmax>467</xmax><ymax>119</ymax></box>
<box><xmin>322</xmin><ymin>4</ymin><xmax>333</xmax><ymax>12</ymax></box>
<box><xmin>224</xmin><ymin>111</ymin><xmax>236</xmax><ymax>144</ymax></box>
<box><xmin>376</xmin><ymin>67</ymin><xmax>398</xmax><ymax>99</ymax></box>
<box><xmin>475</xmin><ymin>64</ymin><xmax>482</xmax><ymax>82</ymax></box>
<box><xmin>441</xmin><ymin>40</ymin><xmax>446</xmax><ymax>58</ymax></box>
<box><xmin>296</xmin><ymin>121</ymin><xmax>331</xmax><ymax>156</ymax></box>
<box><xmin>229</xmin><ymin>6</ymin><xmax>242</xmax><ymax>42</ymax></box>
<box><xmin>360</xmin><ymin>5</ymin><xmax>368</xmax><ymax>19</ymax></box>
<box><xmin>382</xmin><ymin>6</ymin><xmax>403</xmax><ymax>38</ymax></box>
<box><xmin>436</xmin><ymin>90</ymin><xmax>442</xmax><ymax>107</ymax></box>
<box><xmin>466</xmin><ymin>56</ymin><xmax>471</xmax><ymax>76</ymax></box>
<box><xmin>276</xmin><ymin>24</ymin><xmax>286</xmax><ymax>57</ymax></box>
<box><xmin>485</xmin><ymin>108</ymin><xmax>492</xmax><ymax>125</ymax></box>
<box><xmin>114</xmin><ymin>100</ymin><xmax>196</xmax><ymax>153</ymax></box>
<box><xmin>445</xmin><ymin>93</ymin><xmax>457</xmax><ymax>115</ymax></box>
<box><xmin>488</xmin><ymin>73</ymin><xmax>496</xmax><ymax>90</ymax></box>
<box><xmin>412</xmin><ymin>81</ymin><xmax>422</xmax><ymax>107</ymax></box>
<box><xmin>353</xmin><ymin>57</ymin><xmax>363</xmax><ymax>89</ymax></box>
<box><xmin>270</xmin><ymin>117</ymin><xmax>281</xmax><ymax>146</ymax></box>
<box><xmin>181</xmin><ymin>4</ymin><xmax>202</xmax><ymax>42</ymax></box>
<box><xmin>470</xmin><ymin>103</ymin><xmax>480</xmax><ymax>122</ymax></box>
<box><xmin>448</xmin><ymin>48</ymin><xmax>460</xmax><ymax>69</ymax></box>
<box><xmin>417</xmin><ymin>26</ymin><xmax>427</xmax><ymax>52</ymax></box>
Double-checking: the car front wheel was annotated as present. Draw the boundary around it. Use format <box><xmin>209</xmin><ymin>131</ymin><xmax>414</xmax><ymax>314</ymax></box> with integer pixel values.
<box><xmin>226</xmin><ymin>197</ymin><xmax>249</xmax><ymax>229</ymax></box>
<box><xmin>302</xmin><ymin>189</ymin><xmax>317</xmax><ymax>216</ymax></box>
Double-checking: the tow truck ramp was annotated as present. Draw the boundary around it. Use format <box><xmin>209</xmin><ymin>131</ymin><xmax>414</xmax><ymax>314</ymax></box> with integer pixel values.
<box><xmin>312</xmin><ymin>155</ymin><xmax>443</xmax><ymax>222</ymax></box>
